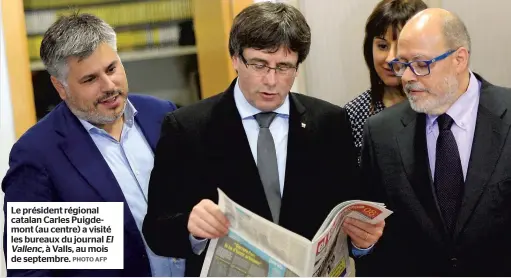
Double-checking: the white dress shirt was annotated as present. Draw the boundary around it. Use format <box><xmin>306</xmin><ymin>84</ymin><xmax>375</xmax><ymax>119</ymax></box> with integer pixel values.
<box><xmin>189</xmin><ymin>80</ymin><xmax>290</xmax><ymax>254</ymax></box>
<box><xmin>233</xmin><ymin>80</ymin><xmax>290</xmax><ymax>195</ymax></box>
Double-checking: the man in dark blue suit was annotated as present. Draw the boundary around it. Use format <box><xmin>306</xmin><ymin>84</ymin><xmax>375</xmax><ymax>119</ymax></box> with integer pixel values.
<box><xmin>2</xmin><ymin>13</ymin><xmax>183</xmax><ymax>276</ymax></box>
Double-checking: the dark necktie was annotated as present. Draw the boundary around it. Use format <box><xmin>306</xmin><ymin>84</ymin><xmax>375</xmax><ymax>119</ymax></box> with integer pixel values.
<box><xmin>254</xmin><ymin>112</ymin><xmax>281</xmax><ymax>224</ymax></box>
<box><xmin>434</xmin><ymin>114</ymin><xmax>464</xmax><ymax>235</ymax></box>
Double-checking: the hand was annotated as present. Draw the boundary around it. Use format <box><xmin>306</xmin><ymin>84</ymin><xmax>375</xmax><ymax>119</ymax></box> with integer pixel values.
<box><xmin>188</xmin><ymin>199</ymin><xmax>230</xmax><ymax>239</ymax></box>
<box><xmin>342</xmin><ymin>217</ymin><xmax>385</xmax><ymax>249</ymax></box>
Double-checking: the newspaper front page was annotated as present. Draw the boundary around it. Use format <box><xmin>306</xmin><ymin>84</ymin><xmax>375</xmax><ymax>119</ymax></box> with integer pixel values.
<box><xmin>200</xmin><ymin>189</ymin><xmax>392</xmax><ymax>277</ymax></box>
<box><xmin>310</xmin><ymin>201</ymin><xmax>391</xmax><ymax>277</ymax></box>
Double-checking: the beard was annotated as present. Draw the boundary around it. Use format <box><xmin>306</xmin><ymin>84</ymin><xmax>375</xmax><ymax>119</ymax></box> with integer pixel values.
<box><xmin>65</xmin><ymin>89</ymin><xmax>127</xmax><ymax>125</ymax></box>
<box><xmin>405</xmin><ymin>75</ymin><xmax>459</xmax><ymax>115</ymax></box>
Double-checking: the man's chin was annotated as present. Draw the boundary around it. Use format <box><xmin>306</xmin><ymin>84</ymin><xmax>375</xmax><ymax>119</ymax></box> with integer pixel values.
<box><xmin>254</xmin><ymin>99</ymin><xmax>283</xmax><ymax>112</ymax></box>
<box><xmin>409</xmin><ymin>99</ymin><xmax>430</xmax><ymax>114</ymax></box>
<box><xmin>89</xmin><ymin>114</ymin><xmax>122</xmax><ymax>126</ymax></box>
<box><xmin>410</xmin><ymin>101</ymin><xmax>444</xmax><ymax>115</ymax></box>
<box><xmin>82</xmin><ymin>110</ymin><xmax>124</xmax><ymax>126</ymax></box>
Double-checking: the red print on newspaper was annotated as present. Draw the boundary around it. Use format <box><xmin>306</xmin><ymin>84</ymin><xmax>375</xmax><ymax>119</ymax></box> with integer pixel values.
<box><xmin>316</xmin><ymin>235</ymin><xmax>328</xmax><ymax>255</ymax></box>
<box><xmin>350</xmin><ymin>205</ymin><xmax>382</xmax><ymax>220</ymax></box>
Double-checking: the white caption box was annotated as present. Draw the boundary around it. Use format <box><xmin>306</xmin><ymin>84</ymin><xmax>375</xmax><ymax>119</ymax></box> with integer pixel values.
<box><xmin>7</xmin><ymin>202</ymin><xmax>123</xmax><ymax>269</ymax></box>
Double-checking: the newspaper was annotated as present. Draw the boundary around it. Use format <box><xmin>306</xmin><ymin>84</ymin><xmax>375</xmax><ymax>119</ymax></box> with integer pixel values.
<box><xmin>200</xmin><ymin>189</ymin><xmax>392</xmax><ymax>277</ymax></box>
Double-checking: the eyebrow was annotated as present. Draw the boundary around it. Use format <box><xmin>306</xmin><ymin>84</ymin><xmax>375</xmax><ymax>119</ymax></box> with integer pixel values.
<box><xmin>79</xmin><ymin>60</ymin><xmax>118</xmax><ymax>82</ymax></box>
<box><xmin>397</xmin><ymin>53</ymin><xmax>430</xmax><ymax>62</ymax></box>
<box><xmin>246</xmin><ymin>57</ymin><xmax>295</xmax><ymax>67</ymax></box>
<box><xmin>247</xmin><ymin>57</ymin><xmax>268</xmax><ymax>64</ymax></box>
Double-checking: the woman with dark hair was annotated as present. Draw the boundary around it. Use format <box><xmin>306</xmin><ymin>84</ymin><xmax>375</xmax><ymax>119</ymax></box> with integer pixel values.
<box><xmin>345</xmin><ymin>0</ymin><xmax>427</xmax><ymax>163</ymax></box>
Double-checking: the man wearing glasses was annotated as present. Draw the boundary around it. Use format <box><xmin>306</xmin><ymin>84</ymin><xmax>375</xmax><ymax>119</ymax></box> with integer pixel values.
<box><xmin>358</xmin><ymin>7</ymin><xmax>511</xmax><ymax>276</ymax></box>
<box><xmin>142</xmin><ymin>2</ymin><xmax>385</xmax><ymax>276</ymax></box>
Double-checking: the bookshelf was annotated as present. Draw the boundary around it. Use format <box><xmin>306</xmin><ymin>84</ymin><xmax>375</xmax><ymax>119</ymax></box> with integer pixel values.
<box><xmin>24</xmin><ymin>0</ymin><xmax>200</xmax><ymax>119</ymax></box>
<box><xmin>2</xmin><ymin>0</ymin><xmax>37</xmax><ymax>139</ymax></box>
<box><xmin>24</xmin><ymin>0</ymin><xmax>195</xmax><ymax>60</ymax></box>
<box><xmin>30</xmin><ymin>45</ymin><xmax>198</xmax><ymax>71</ymax></box>
<box><xmin>4</xmin><ymin>0</ymin><xmax>253</xmax><ymax>132</ymax></box>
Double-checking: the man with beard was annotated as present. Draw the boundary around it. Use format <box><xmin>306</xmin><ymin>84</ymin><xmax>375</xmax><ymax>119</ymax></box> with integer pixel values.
<box><xmin>2</xmin><ymin>13</ymin><xmax>183</xmax><ymax>276</ymax></box>
<box><xmin>357</xmin><ymin>8</ymin><xmax>511</xmax><ymax>276</ymax></box>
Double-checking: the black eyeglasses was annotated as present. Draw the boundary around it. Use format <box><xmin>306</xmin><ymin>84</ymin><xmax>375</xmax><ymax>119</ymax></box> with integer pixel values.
<box><xmin>240</xmin><ymin>54</ymin><xmax>297</xmax><ymax>77</ymax></box>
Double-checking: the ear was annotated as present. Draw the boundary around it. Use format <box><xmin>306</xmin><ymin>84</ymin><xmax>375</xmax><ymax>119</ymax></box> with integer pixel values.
<box><xmin>231</xmin><ymin>55</ymin><xmax>240</xmax><ymax>73</ymax></box>
<box><xmin>50</xmin><ymin>76</ymin><xmax>68</xmax><ymax>100</ymax></box>
<box><xmin>454</xmin><ymin>47</ymin><xmax>469</xmax><ymax>74</ymax></box>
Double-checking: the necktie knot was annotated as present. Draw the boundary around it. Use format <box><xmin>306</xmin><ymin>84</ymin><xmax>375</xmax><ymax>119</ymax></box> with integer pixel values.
<box><xmin>437</xmin><ymin>114</ymin><xmax>454</xmax><ymax>131</ymax></box>
<box><xmin>255</xmin><ymin>112</ymin><xmax>277</xmax><ymax>128</ymax></box>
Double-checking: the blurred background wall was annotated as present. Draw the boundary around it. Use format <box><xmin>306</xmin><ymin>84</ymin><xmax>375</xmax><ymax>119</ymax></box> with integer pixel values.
<box><xmin>300</xmin><ymin>0</ymin><xmax>511</xmax><ymax>106</ymax></box>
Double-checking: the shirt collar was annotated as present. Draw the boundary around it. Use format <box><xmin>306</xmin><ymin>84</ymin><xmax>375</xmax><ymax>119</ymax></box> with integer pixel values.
<box><xmin>426</xmin><ymin>70</ymin><xmax>480</xmax><ymax>131</ymax></box>
<box><xmin>78</xmin><ymin>98</ymin><xmax>137</xmax><ymax>133</ymax></box>
<box><xmin>233</xmin><ymin>79</ymin><xmax>290</xmax><ymax>120</ymax></box>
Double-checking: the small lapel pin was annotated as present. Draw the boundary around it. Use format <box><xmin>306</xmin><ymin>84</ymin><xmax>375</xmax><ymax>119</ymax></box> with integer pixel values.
<box><xmin>301</xmin><ymin>122</ymin><xmax>306</xmax><ymax>128</ymax></box>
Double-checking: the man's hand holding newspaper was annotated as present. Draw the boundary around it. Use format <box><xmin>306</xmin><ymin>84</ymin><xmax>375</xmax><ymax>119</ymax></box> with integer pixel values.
<box><xmin>343</xmin><ymin>217</ymin><xmax>385</xmax><ymax>249</ymax></box>
<box><xmin>192</xmin><ymin>189</ymin><xmax>392</xmax><ymax>277</ymax></box>
<box><xmin>187</xmin><ymin>199</ymin><xmax>385</xmax><ymax>249</ymax></box>
<box><xmin>188</xmin><ymin>199</ymin><xmax>230</xmax><ymax>239</ymax></box>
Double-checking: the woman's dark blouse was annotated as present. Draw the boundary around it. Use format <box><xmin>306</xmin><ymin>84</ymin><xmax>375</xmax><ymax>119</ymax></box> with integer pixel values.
<box><xmin>344</xmin><ymin>89</ymin><xmax>385</xmax><ymax>165</ymax></box>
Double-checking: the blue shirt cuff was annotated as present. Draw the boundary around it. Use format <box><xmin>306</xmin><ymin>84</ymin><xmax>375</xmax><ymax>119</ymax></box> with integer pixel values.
<box><xmin>351</xmin><ymin>242</ymin><xmax>374</xmax><ymax>257</ymax></box>
<box><xmin>189</xmin><ymin>234</ymin><xmax>209</xmax><ymax>255</ymax></box>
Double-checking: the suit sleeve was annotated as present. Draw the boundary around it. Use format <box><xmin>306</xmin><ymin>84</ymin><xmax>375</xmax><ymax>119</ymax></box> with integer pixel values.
<box><xmin>360</xmin><ymin>119</ymin><xmax>386</xmax><ymax>204</ymax></box>
<box><xmin>2</xmin><ymin>144</ymin><xmax>54</xmax><ymax>276</ymax></box>
<box><xmin>336</xmin><ymin>108</ymin><xmax>367</xmax><ymax>256</ymax></box>
<box><xmin>143</xmin><ymin>112</ymin><xmax>196</xmax><ymax>258</ymax></box>
<box><xmin>353</xmin><ymin>118</ymin><xmax>390</xmax><ymax>276</ymax></box>
<box><xmin>338</xmin><ymin>108</ymin><xmax>362</xmax><ymax>200</ymax></box>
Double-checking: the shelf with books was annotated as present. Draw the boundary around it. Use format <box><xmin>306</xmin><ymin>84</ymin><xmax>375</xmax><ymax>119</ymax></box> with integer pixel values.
<box><xmin>30</xmin><ymin>45</ymin><xmax>197</xmax><ymax>71</ymax></box>
<box><xmin>24</xmin><ymin>0</ymin><xmax>193</xmax><ymax>35</ymax></box>
<box><xmin>23</xmin><ymin>0</ymin><xmax>249</xmax><ymax>115</ymax></box>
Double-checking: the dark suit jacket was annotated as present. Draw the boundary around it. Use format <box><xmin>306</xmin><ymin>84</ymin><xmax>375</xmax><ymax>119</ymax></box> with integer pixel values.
<box><xmin>143</xmin><ymin>79</ymin><xmax>361</xmax><ymax>276</ymax></box>
<box><xmin>357</xmin><ymin>73</ymin><xmax>511</xmax><ymax>276</ymax></box>
<box><xmin>2</xmin><ymin>94</ymin><xmax>176</xmax><ymax>277</ymax></box>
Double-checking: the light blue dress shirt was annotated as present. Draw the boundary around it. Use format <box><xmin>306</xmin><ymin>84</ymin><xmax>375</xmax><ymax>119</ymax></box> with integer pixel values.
<box><xmin>190</xmin><ymin>80</ymin><xmax>371</xmax><ymax>257</ymax></box>
<box><xmin>426</xmin><ymin>71</ymin><xmax>480</xmax><ymax>180</ymax></box>
<box><xmin>79</xmin><ymin>100</ymin><xmax>185</xmax><ymax>277</ymax></box>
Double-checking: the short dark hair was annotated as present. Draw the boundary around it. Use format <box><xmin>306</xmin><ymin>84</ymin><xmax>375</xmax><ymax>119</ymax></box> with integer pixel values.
<box><xmin>228</xmin><ymin>2</ymin><xmax>311</xmax><ymax>65</ymax></box>
<box><xmin>363</xmin><ymin>0</ymin><xmax>427</xmax><ymax>106</ymax></box>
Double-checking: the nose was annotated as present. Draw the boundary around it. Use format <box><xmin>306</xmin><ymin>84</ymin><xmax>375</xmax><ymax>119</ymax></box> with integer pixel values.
<box><xmin>385</xmin><ymin>53</ymin><xmax>396</xmax><ymax>66</ymax></box>
<box><xmin>385</xmin><ymin>51</ymin><xmax>396</xmax><ymax>65</ymax></box>
<box><xmin>386</xmin><ymin>43</ymin><xmax>397</xmax><ymax>64</ymax></box>
<box><xmin>263</xmin><ymin>69</ymin><xmax>277</xmax><ymax>87</ymax></box>
<box><xmin>401</xmin><ymin>66</ymin><xmax>416</xmax><ymax>84</ymax></box>
<box><xmin>99</xmin><ymin>73</ymin><xmax>116</xmax><ymax>92</ymax></box>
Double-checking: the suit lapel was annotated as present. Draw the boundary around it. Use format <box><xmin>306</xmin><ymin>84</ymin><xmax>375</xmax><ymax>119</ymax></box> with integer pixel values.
<box><xmin>206</xmin><ymin>82</ymin><xmax>273</xmax><ymax>220</ymax></box>
<box><xmin>55</xmin><ymin>105</ymin><xmax>127</xmax><ymax>203</ymax></box>
<box><xmin>280</xmin><ymin>94</ymin><xmax>309</xmax><ymax>221</ymax></box>
<box><xmin>130</xmin><ymin>96</ymin><xmax>164</xmax><ymax>151</ymax></box>
<box><xmin>455</xmin><ymin>80</ymin><xmax>510</xmax><ymax>237</ymax></box>
<box><xmin>396</xmin><ymin>106</ymin><xmax>445</xmax><ymax>240</ymax></box>
<box><xmin>134</xmin><ymin>111</ymin><xmax>159</xmax><ymax>151</ymax></box>
<box><xmin>55</xmin><ymin>102</ymin><xmax>157</xmax><ymax>253</ymax></box>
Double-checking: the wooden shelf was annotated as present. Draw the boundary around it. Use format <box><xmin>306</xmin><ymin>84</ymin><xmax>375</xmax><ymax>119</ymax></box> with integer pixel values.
<box><xmin>30</xmin><ymin>45</ymin><xmax>197</xmax><ymax>71</ymax></box>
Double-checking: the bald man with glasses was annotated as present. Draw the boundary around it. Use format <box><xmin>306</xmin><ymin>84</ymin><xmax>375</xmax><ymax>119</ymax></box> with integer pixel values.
<box><xmin>357</xmin><ymin>8</ymin><xmax>511</xmax><ymax>276</ymax></box>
